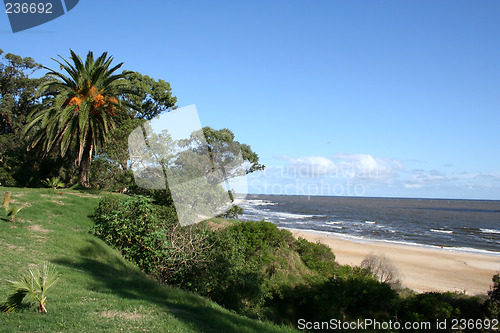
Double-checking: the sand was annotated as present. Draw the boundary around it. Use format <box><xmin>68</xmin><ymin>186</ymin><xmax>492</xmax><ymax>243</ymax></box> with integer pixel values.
<box><xmin>288</xmin><ymin>228</ymin><xmax>500</xmax><ymax>295</ymax></box>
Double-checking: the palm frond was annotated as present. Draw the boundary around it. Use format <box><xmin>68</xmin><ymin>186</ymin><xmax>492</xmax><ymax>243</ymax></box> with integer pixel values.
<box><xmin>1</xmin><ymin>262</ymin><xmax>59</xmax><ymax>313</ymax></box>
<box><xmin>0</xmin><ymin>289</ymin><xmax>27</xmax><ymax>313</ymax></box>
<box><xmin>6</xmin><ymin>205</ymin><xmax>25</xmax><ymax>217</ymax></box>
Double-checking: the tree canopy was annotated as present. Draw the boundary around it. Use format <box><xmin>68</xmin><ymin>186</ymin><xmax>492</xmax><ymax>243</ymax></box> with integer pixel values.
<box><xmin>0</xmin><ymin>49</ymin><xmax>45</xmax><ymax>135</ymax></box>
<box><xmin>122</xmin><ymin>72</ymin><xmax>177</xmax><ymax>120</ymax></box>
<box><xmin>24</xmin><ymin>50</ymin><xmax>133</xmax><ymax>187</ymax></box>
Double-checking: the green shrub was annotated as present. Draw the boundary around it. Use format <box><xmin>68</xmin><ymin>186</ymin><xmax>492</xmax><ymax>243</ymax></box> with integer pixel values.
<box><xmin>184</xmin><ymin>221</ymin><xmax>294</xmax><ymax>318</ymax></box>
<box><xmin>488</xmin><ymin>274</ymin><xmax>500</xmax><ymax>319</ymax></box>
<box><xmin>270</xmin><ymin>273</ymin><xmax>398</xmax><ymax>325</ymax></box>
<box><xmin>92</xmin><ymin>196</ymin><xmax>210</xmax><ymax>284</ymax></box>
<box><xmin>293</xmin><ymin>237</ymin><xmax>336</xmax><ymax>275</ymax></box>
<box><xmin>398</xmin><ymin>292</ymin><xmax>487</xmax><ymax>331</ymax></box>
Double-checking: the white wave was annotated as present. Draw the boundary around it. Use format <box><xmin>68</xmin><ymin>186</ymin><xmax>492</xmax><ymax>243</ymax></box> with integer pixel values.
<box><xmin>430</xmin><ymin>229</ymin><xmax>453</xmax><ymax>234</ymax></box>
<box><xmin>270</xmin><ymin>211</ymin><xmax>316</xmax><ymax>219</ymax></box>
<box><xmin>365</xmin><ymin>221</ymin><xmax>376</xmax><ymax>224</ymax></box>
<box><xmin>325</xmin><ymin>221</ymin><xmax>343</xmax><ymax>225</ymax></box>
<box><xmin>242</xmin><ymin>199</ymin><xmax>277</xmax><ymax>206</ymax></box>
<box><xmin>480</xmin><ymin>228</ymin><xmax>500</xmax><ymax>235</ymax></box>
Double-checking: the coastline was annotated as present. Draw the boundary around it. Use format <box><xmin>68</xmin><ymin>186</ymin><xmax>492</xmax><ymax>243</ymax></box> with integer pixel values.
<box><xmin>287</xmin><ymin>228</ymin><xmax>500</xmax><ymax>295</ymax></box>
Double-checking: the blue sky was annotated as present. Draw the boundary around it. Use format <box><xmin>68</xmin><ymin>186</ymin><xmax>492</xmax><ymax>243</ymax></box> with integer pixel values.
<box><xmin>2</xmin><ymin>1</ymin><xmax>500</xmax><ymax>199</ymax></box>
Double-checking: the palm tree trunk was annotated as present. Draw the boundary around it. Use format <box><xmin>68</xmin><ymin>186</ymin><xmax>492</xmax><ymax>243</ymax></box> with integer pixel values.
<box><xmin>37</xmin><ymin>302</ymin><xmax>47</xmax><ymax>313</ymax></box>
<box><xmin>78</xmin><ymin>143</ymin><xmax>92</xmax><ymax>188</ymax></box>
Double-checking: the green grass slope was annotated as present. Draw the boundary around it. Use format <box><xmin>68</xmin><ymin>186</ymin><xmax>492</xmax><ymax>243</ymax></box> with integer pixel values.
<box><xmin>0</xmin><ymin>187</ymin><xmax>296</xmax><ymax>332</ymax></box>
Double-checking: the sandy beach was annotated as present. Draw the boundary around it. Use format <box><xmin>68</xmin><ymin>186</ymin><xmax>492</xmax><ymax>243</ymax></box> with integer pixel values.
<box><xmin>289</xmin><ymin>229</ymin><xmax>500</xmax><ymax>295</ymax></box>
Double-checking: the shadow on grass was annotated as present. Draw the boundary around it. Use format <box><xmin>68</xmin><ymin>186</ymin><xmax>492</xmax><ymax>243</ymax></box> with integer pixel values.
<box><xmin>54</xmin><ymin>239</ymin><xmax>287</xmax><ymax>333</ymax></box>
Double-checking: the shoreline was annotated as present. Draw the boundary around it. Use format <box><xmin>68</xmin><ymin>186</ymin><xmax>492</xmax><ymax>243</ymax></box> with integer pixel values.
<box><xmin>286</xmin><ymin>228</ymin><xmax>500</xmax><ymax>295</ymax></box>
<box><xmin>285</xmin><ymin>228</ymin><xmax>500</xmax><ymax>256</ymax></box>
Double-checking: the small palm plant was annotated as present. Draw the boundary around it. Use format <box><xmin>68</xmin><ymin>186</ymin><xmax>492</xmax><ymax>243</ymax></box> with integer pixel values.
<box><xmin>41</xmin><ymin>177</ymin><xmax>65</xmax><ymax>192</ymax></box>
<box><xmin>3</xmin><ymin>205</ymin><xmax>26</xmax><ymax>222</ymax></box>
<box><xmin>1</xmin><ymin>262</ymin><xmax>59</xmax><ymax>313</ymax></box>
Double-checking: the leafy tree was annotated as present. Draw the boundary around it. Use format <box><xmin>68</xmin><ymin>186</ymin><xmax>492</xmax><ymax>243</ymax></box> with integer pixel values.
<box><xmin>0</xmin><ymin>49</ymin><xmax>45</xmax><ymax>135</ymax></box>
<box><xmin>179</xmin><ymin>127</ymin><xmax>264</xmax><ymax>177</ymax></box>
<box><xmin>122</xmin><ymin>71</ymin><xmax>177</xmax><ymax>120</ymax></box>
<box><xmin>0</xmin><ymin>49</ymin><xmax>48</xmax><ymax>186</ymax></box>
<box><xmin>90</xmin><ymin>72</ymin><xmax>177</xmax><ymax>190</ymax></box>
<box><xmin>24</xmin><ymin>50</ymin><xmax>133</xmax><ymax>187</ymax></box>
<box><xmin>173</xmin><ymin>127</ymin><xmax>264</xmax><ymax>217</ymax></box>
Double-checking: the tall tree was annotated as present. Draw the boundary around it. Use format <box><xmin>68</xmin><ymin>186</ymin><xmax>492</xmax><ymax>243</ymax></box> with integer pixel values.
<box><xmin>0</xmin><ymin>49</ymin><xmax>45</xmax><ymax>135</ymax></box>
<box><xmin>178</xmin><ymin>127</ymin><xmax>265</xmax><ymax>178</ymax></box>
<box><xmin>24</xmin><ymin>50</ymin><xmax>132</xmax><ymax>187</ymax></box>
<box><xmin>0</xmin><ymin>49</ymin><xmax>47</xmax><ymax>186</ymax></box>
<box><xmin>90</xmin><ymin>72</ymin><xmax>177</xmax><ymax>189</ymax></box>
<box><xmin>122</xmin><ymin>72</ymin><xmax>177</xmax><ymax>120</ymax></box>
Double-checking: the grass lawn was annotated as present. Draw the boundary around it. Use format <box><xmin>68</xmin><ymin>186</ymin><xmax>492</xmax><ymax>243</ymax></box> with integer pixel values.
<box><xmin>0</xmin><ymin>186</ymin><xmax>297</xmax><ymax>332</ymax></box>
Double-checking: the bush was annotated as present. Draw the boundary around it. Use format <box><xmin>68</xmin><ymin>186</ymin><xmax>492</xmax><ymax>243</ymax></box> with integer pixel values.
<box><xmin>488</xmin><ymin>274</ymin><xmax>500</xmax><ymax>319</ymax></box>
<box><xmin>271</xmin><ymin>273</ymin><xmax>398</xmax><ymax>325</ymax></box>
<box><xmin>92</xmin><ymin>196</ymin><xmax>210</xmax><ymax>284</ymax></box>
<box><xmin>184</xmin><ymin>221</ymin><xmax>296</xmax><ymax>318</ymax></box>
<box><xmin>293</xmin><ymin>237</ymin><xmax>336</xmax><ymax>276</ymax></box>
<box><xmin>361</xmin><ymin>252</ymin><xmax>401</xmax><ymax>285</ymax></box>
<box><xmin>398</xmin><ymin>292</ymin><xmax>487</xmax><ymax>331</ymax></box>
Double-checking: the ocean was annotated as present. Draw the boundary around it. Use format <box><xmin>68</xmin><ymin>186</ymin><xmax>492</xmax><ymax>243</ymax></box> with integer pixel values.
<box><xmin>238</xmin><ymin>195</ymin><xmax>500</xmax><ymax>254</ymax></box>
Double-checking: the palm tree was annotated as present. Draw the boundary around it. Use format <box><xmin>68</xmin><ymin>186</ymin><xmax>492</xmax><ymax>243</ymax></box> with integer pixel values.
<box><xmin>1</xmin><ymin>262</ymin><xmax>59</xmax><ymax>313</ymax></box>
<box><xmin>41</xmin><ymin>176</ymin><xmax>65</xmax><ymax>192</ymax></box>
<box><xmin>24</xmin><ymin>50</ymin><xmax>132</xmax><ymax>187</ymax></box>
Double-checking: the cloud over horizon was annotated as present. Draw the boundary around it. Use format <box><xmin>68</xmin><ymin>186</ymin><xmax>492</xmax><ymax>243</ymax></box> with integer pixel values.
<box><xmin>247</xmin><ymin>153</ymin><xmax>500</xmax><ymax>199</ymax></box>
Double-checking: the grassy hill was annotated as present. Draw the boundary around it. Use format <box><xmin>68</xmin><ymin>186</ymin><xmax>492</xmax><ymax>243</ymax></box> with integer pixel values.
<box><xmin>0</xmin><ymin>186</ymin><xmax>296</xmax><ymax>332</ymax></box>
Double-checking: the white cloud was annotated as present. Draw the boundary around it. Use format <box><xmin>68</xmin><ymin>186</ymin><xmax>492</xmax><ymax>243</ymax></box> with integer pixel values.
<box><xmin>403</xmin><ymin>169</ymin><xmax>447</xmax><ymax>189</ymax></box>
<box><xmin>333</xmin><ymin>153</ymin><xmax>404</xmax><ymax>180</ymax></box>
<box><xmin>268</xmin><ymin>153</ymin><xmax>404</xmax><ymax>181</ymax></box>
<box><xmin>274</xmin><ymin>155</ymin><xmax>338</xmax><ymax>177</ymax></box>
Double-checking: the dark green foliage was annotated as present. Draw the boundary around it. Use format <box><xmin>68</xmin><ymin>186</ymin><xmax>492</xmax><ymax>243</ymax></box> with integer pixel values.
<box><xmin>92</xmin><ymin>206</ymin><xmax>337</xmax><ymax>319</ymax></box>
<box><xmin>293</xmin><ymin>237</ymin><xmax>336</xmax><ymax>275</ymax></box>
<box><xmin>217</xmin><ymin>204</ymin><xmax>243</xmax><ymax>219</ymax></box>
<box><xmin>90</xmin><ymin>158</ymin><xmax>136</xmax><ymax>192</ymax></box>
<box><xmin>0</xmin><ymin>50</ymin><xmax>62</xmax><ymax>187</ymax></box>
<box><xmin>189</xmin><ymin>230</ymin><xmax>268</xmax><ymax>318</ymax></box>
<box><xmin>185</xmin><ymin>221</ymin><xmax>296</xmax><ymax>318</ymax></box>
<box><xmin>271</xmin><ymin>273</ymin><xmax>398</xmax><ymax>326</ymax></box>
<box><xmin>122</xmin><ymin>71</ymin><xmax>177</xmax><ymax>120</ymax></box>
<box><xmin>180</xmin><ymin>221</ymin><xmax>341</xmax><ymax>319</ymax></box>
<box><xmin>397</xmin><ymin>292</ymin><xmax>487</xmax><ymax>331</ymax></box>
<box><xmin>0</xmin><ymin>49</ymin><xmax>45</xmax><ymax>136</ymax></box>
<box><xmin>223</xmin><ymin>221</ymin><xmax>295</xmax><ymax>263</ymax></box>
<box><xmin>92</xmin><ymin>196</ymin><xmax>210</xmax><ymax>284</ymax></box>
<box><xmin>488</xmin><ymin>274</ymin><xmax>500</xmax><ymax>318</ymax></box>
<box><xmin>90</xmin><ymin>118</ymin><xmax>145</xmax><ymax>192</ymax></box>
<box><xmin>92</xmin><ymin>196</ymin><xmax>175</xmax><ymax>274</ymax></box>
